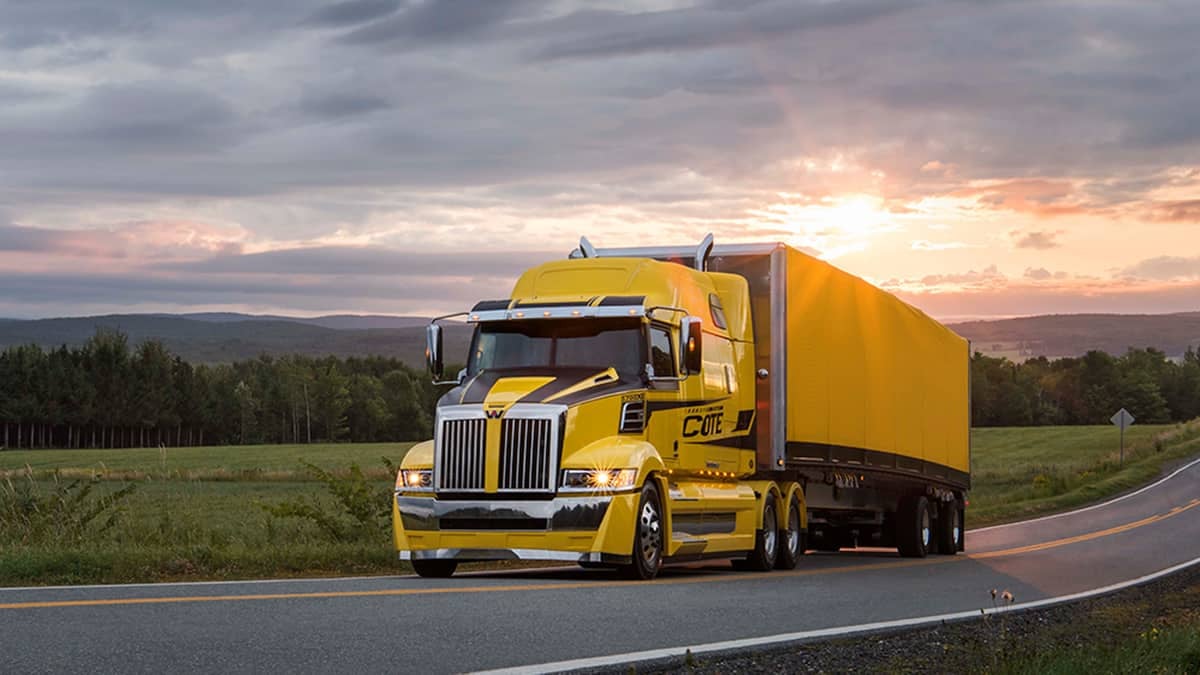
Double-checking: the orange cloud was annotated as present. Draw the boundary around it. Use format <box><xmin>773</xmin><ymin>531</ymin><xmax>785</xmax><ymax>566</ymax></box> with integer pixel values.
<box><xmin>953</xmin><ymin>179</ymin><xmax>1093</xmax><ymax>218</ymax></box>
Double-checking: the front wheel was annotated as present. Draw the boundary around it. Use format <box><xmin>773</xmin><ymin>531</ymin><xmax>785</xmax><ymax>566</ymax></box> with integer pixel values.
<box><xmin>742</xmin><ymin>492</ymin><xmax>779</xmax><ymax>571</ymax></box>
<box><xmin>621</xmin><ymin>481</ymin><xmax>664</xmax><ymax>580</ymax></box>
<box><xmin>411</xmin><ymin>559</ymin><xmax>457</xmax><ymax>578</ymax></box>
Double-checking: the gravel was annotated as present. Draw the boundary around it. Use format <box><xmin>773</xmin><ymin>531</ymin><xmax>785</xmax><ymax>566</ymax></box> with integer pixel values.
<box><xmin>605</xmin><ymin>562</ymin><xmax>1200</xmax><ymax>674</ymax></box>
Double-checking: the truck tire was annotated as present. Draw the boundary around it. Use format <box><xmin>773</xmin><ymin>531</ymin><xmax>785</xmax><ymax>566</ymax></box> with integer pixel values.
<box><xmin>742</xmin><ymin>492</ymin><xmax>779</xmax><ymax>571</ymax></box>
<box><xmin>935</xmin><ymin>500</ymin><xmax>963</xmax><ymax>555</ymax></box>
<box><xmin>411</xmin><ymin>559</ymin><xmax>457</xmax><ymax>578</ymax></box>
<box><xmin>622</xmin><ymin>482</ymin><xmax>664</xmax><ymax>580</ymax></box>
<box><xmin>896</xmin><ymin>495</ymin><xmax>931</xmax><ymax>558</ymax></box>
<box><xmin>775</xmin><ymin>493</ymin><xmax>804</xmax><ymax>570</ymax></box>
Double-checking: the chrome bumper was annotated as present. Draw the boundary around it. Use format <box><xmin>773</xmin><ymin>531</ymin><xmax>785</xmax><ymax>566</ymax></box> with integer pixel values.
<box><xmin>400</xmin><ymin>548</ymin><xmax>629</xmax><ymax>564</ymax></box>
<box><xmin>395</xmin><ymin>495</ymin><xmax>612</xmax><ymax>532</ymax></box>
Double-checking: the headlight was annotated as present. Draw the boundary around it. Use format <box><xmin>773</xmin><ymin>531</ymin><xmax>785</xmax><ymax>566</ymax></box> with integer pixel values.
<box><xmin>560</xmin><ymin>468</ymin><xmax>637</xmax><ymax>492</ymax></box>
<box><xmin>399</xmin><ymin>469</ymin><xmax>432</xmax><ymax>491</ymax></box>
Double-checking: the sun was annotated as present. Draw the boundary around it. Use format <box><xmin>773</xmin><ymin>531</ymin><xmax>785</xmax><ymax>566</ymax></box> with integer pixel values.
<box><xmin>755</xmin><ymin>193</ymin><xmax>895</xmax><ymax>258</ymax></box>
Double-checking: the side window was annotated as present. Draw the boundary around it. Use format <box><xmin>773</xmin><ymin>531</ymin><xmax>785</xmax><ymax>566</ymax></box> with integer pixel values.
<box><xmin>649</xmin><ymin>326</ymin><xmax>675</xmax><ymax>377</ymax></box>
<box><xmin>709</xmin><ymin>293</ymin><xmax>728</xmax><ymax>330</ymax></box>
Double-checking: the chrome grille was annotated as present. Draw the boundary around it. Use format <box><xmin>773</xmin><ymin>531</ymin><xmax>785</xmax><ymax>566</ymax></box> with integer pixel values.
<box><xmin>499</xmin><ymin>418</ymin><xmax>554</xmax><ymax>491</ymax></box>
<box><xmin>436</xmin><ymin>418</ymin><xmax>486</xmax><ymax>491</ymax></box>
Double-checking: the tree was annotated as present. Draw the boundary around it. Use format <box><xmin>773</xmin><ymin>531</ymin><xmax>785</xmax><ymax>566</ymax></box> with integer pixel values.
<box><xmin>312</xmin><ymin>361</ymin><xmax>350</xmax><ymax>442</ymax></box>
<box><xmin>133</xmin><ymin>340</ymin><xmax>177</xmax><ymax>446</ymax></box>
<box><xmin>382</xmin><ymin>369</ymin><xmax>433</xmax><ymax>440</ymax></box>
<box><xmin>346</xmin><ymin>374</ymin><xmax>388</xmax><ymax>442</ymax></box>
<box><xmin>85</xmin><ymin>329</ymin><xmax>131</xmax><ymax>448</ymax></box>
<box><xmin>234</xmin><ymin>380</ymin><xmax>258</xmax><ymax>445</ymax></box>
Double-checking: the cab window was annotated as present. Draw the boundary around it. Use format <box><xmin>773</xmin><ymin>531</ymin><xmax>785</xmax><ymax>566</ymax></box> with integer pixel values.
<box><xmin>649</xmin><ymin>326</ymin><xmax>675</xmax><ymax>377</ymax></box>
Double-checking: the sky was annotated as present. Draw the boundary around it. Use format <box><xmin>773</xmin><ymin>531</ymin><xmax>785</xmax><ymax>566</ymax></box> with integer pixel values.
<box><xmin>1</xmin><ymin>0</ymin><xmax>1198</xmax><ymax>321</ymax></box>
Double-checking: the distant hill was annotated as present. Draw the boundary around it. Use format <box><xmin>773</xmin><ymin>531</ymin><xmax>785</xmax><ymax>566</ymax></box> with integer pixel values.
<box><xmin>948</xmin><ymin>312</ymin><xmax>1200</xmax><ymax>361</ymax></box>
<box><xmin>0</xmin><ymin>314</ymin><xmax>474</xmax><ymax>367</ymax></box>
<box><xmin>176</xmin><ymin>313</ymin><xmax>431</xmax><ymax>330</ymax></box>
<box><xmin>2</xmin><ymin>310</ymin><xmax>1198</xmax><ymax>366</ymax></box>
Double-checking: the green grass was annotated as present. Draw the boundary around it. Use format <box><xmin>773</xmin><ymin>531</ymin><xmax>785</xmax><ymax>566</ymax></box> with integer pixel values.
<box><xmin>969</xmin><ymin>420</ymin><xmax>1200</xmax><ymax>527</ymax></box>
<box><xmin>2</xmin><ymin>420</ymin><xmax>1199</xmax><ymax>586</ymax></box>
<box><xmin>0</xmin><ymin>442</ymin><xmax>415</xmax><ymax>480</ymax></box>
<box><xmin>983</xmin><ymin>573</ymin><xmax>1200</xmax><ymax>675</ymax></box>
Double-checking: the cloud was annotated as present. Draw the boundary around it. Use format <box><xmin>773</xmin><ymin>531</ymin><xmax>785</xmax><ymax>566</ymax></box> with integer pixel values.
<box><xmin>1024</xmin><ymin>267</ymin><xmax>1052</xmax><ymax>281</ymax></box>
<box><xmin>911</xmin><ymin>239</ymin><xmax>972</xmax><ymax>251</ymax></box>
<box><xmin>302</xmin><ymin>0</ymin><xmax>403</xmax><ymax>28</ymax></box>
<box><xmin>1151</xmin><ymin>200</ymin><xmax>1200</xmax><ymax>223</ymax></box>
<box><xmin>162</xmin><ymin>245</ymin><xmax>555</xmax><ymax>278</ymax></box>
<box><xmin>296</xmin><ymin>92</ymin><xmax>392</xmax><ymax>119</ymax></box>
<box><xmin>530</xmin><ymin>0</ymin><xmax>918</xmax><ymax>61</ymax></box>
<box><xmin>0</xmin><ymin>0</ymin><xmax>1199</xmax><ymax>319</ymax></box>
<box><xmin>1121</xmin><ymin>255</ymin><xmax>1200</xmax><ymax>280</ymax></box>
<box><xmin>1011</xmin><ymin>230</ymin><xmax>1064</xmax><ymax>250</ymax></box>
<box><xmin>337</xmin><ymin>0</ymin><xmax>538</xmax><ymax>46</ymax></box>
<box><xmin>0</xmin><ymin>222</ymin><xmax>246</xmax><ymax>260</ymax></box>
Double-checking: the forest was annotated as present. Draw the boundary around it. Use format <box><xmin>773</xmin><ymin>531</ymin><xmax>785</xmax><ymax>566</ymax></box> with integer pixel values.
<box><xmin>0</xmin><ymin>330</ymin><xmax>438</xmax><ymax>449</ymax></box>
<box><xmin>1</xmin><ymin>329</ymin><xmax>1198</xmax><ymax>449</ymax></box>
<box><xmin>970</xmin><ymin>347</ymin><xmax>1200</xmax><ymax>427</ymax></box>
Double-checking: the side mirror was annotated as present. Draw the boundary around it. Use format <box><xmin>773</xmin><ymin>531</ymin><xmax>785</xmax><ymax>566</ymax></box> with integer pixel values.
<box><xmin>425</xmin><ymin>323</ymin><xmax>444</xmax><ymax>380</ymax></box>
<box><xmin>679</xmin><ymin>316</ymin><xmax>703</xmax><ymax>375</ymax></box>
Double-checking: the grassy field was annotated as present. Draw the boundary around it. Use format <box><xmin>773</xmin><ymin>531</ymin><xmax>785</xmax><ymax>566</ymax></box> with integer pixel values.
<box><xmin>2</xmin><ymin>421</ymin><xmax>1199</xmax><ymax>585</ymax></box>
<box><xmin>969</xmin><ymin>420</ymin><xmax>1200</xmax><ymax>526</ymax></box>
<box><xmin>0</xmin><ymin>442</ymin><xmax>414</xmax><ymax>480</ymax></box>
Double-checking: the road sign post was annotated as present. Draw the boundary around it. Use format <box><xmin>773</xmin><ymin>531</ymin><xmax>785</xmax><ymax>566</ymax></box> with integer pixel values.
<box><xmin>1110</xmin><ymin>408</ymin><xmax>1135</xmax><ymax>467</ymax></box>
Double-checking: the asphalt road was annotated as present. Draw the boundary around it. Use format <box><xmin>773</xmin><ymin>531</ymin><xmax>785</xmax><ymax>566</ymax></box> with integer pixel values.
<box><xmin>3</xmin><ymin>458</ymin><xmax>1199</xmax><ymax>674</ymax></box>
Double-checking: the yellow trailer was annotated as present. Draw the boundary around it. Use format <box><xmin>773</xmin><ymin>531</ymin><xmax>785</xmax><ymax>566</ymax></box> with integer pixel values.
<box><xmin>395</xmin><ymin>236</ymin><xmax>970</xmax><ymax>578</ymax></box>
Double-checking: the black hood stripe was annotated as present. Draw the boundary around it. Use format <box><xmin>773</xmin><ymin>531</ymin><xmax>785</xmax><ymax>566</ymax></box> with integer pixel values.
<box><xmin>452</xmin><ymin>368</ymin><xmax>643</xmax><ymax>407</ymax></box>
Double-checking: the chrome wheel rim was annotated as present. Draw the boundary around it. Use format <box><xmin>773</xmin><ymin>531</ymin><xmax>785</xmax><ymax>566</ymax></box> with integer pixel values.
<box><xmin>921</xmin><ymin>508</ymin><xmax>931</xmax><ymax>548</ymax></box>
<box><xmin>639</xmin><ymin>500</ymin><xmax>662</xmax><ymax>566</ymax></box>
<box><xmin>785</xmin><ymin>506</ymin><xmax>800</xmax><ymax>556</ymax></box>
<box><xmin>763</xmin><ymin>504</ymin><xmax>777</xmax><ymax>558</ymax></box>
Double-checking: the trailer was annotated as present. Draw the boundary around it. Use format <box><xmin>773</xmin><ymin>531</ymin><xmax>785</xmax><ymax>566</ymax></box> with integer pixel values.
<box><xmin>394</xmin><ymin>236</ymin><xmax>970</xmax><ymax>578</ymax></box>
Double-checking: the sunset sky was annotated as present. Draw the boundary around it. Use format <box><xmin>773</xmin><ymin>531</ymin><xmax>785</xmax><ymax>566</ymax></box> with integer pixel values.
<box><xmin>1</xmin><ymin>0</ymin><xmax>1197</xmax><ymax>321</ymax></box>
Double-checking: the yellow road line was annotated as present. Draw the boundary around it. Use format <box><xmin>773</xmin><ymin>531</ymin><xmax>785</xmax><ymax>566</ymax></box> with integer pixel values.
<box><xmin>3</xmin><ymin>498</ymin><xmax>1197</xmax><ymax>611</ymax></box>
<box><xmin>0</xmin><ymin>558</ymin><xmax>942</xmax><ymax>611</ymax></box>
<box><xmin>969</xmin><ymin>498</ymin><xmax>1200</xmax><ymax>560</ymax></box>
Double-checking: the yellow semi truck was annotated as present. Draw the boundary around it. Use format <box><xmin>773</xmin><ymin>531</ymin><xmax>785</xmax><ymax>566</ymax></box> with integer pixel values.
<box><xmin>394</xmin><ymin>236</ymin><xmax>970</xmax><ymax>579</ymax></box>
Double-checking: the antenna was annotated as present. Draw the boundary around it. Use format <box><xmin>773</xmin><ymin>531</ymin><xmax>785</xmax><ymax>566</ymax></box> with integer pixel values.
<box><xmin>694</xmin><ymin>232</ymin><xmax>714</xmax><ymax>271</ymax></box>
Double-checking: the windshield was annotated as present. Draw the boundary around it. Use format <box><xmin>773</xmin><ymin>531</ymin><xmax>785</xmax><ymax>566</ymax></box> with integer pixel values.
<box><xmin>467</xmin><ymin>319</ymin><xmax>644</xmax><ymax>378</ymax></box>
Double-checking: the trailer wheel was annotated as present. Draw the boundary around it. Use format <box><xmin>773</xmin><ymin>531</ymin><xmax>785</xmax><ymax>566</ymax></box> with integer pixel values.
<box><xmin>935</xmin><ymin>500</ymin><xmax>962</xmax><ymax>555</ymax></box>
<box><xmin>775</xmin><ymin>493</ymin><xmax>804</xmax><ymax>570</ymax></box>
<box><xmin>411</xmin><ymin>559</ymin><xmax>457</xmax><ymax>578</ymax></box>
<box><xmin>621</xmin><ymin>481</ymin><xmax>664</xmax><ymax>580</ymax></box>
<box><xmin>896</xmin><ymin>495</ymin><xmax>931</xmax><ymax>558</ymax></box>
<box><xmin>742</xmin><ymin>492</ymin><xmax>779</xmax><ymax>571</ymax></box>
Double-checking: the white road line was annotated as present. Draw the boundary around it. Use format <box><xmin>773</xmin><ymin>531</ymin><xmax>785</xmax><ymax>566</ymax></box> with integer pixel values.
<box><xmin>476</xmin><ymin>555</ymin><xmax>1200</xmax><ymax>675</ymax></box>
<box><xmin>968</xmin><ymin>455</ymin><xmax>1200</xmax><ymax>534</ymax></box>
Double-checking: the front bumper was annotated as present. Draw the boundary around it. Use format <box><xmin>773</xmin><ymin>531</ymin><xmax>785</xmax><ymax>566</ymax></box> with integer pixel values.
<box><xmin>393</xmin><ymin>492</ymin><xmax>638</xmax><ymax>564</ymax></box>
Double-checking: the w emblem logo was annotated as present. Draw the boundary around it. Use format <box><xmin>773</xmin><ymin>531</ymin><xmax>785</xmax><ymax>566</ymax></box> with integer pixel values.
<box><xmin>485</xmin><ymin>409</ymin><xmax>504</xmax><ymax>419</ymax></box>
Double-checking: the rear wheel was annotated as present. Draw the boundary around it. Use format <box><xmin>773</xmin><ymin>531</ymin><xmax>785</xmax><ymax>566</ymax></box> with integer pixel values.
<box><xmin>935</xmin><ymin>501</ymin><xmax>963</xmax><ymax>555</ymax></box>
<box><xmin>896</xmin><ymin>495</ymin><xmax>931</xmax><ymax>558</ymax></box>
<box><xmin>743</xmin><ymin>492</ymin><xmax>779</xmax><ymax>571</ymax></box>
<box><xmin>775</xmin><ymin>493</ymin><xmax>804</xmax><ymax>570</ymax></box>
<box><xmin>411</xmin><ymin>559</ymin><xmax>457</xmax><ymax>578</ymax></box>
<box><xmin>621</xmin><ymin>481</ymin><xmax>664</xmax><ymax>580</ymax></box>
